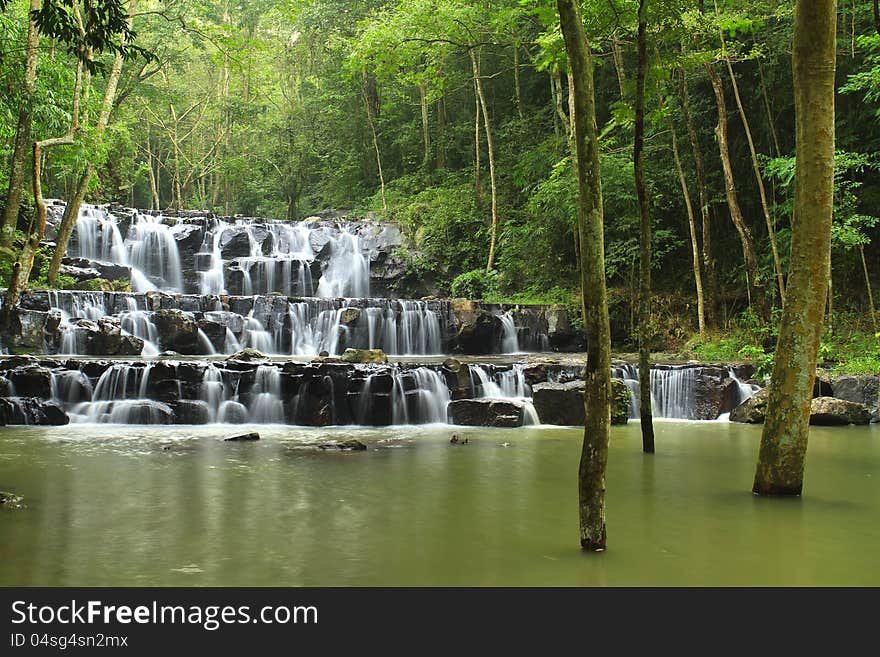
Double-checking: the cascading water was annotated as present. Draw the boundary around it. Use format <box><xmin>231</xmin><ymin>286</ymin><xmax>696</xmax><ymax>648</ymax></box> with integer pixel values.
<box><xmin>470</xmin><ymin>364</ymin><xmax>539</xmax><ymax>425</ymax></box>
<box><xmin>499</xmin><ymin>312</ymin><xmax>520</xmax><ymax>354</ymax></box>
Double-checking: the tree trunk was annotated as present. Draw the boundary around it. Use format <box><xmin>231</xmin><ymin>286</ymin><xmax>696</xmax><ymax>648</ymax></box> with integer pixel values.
<box><xmin>860</xmin><ymin>245</ymin><xmax>878</xmax><ymax>335</ymax></box>
<box><xmin>48</xmin><ymin>21</ymin><xmax>130</xmax><ymax>286</ymax></box>
<box><xmin>753</xmin><ymin>0</ymin><xmax>837</xmax><ymax>497</ymax></box>
<box><xmin>557</xmin><ymin>0</ymin><xmax>613</xmax><ymax>552</ymax></box>
<box><xmin>706</xmin><ymin>62</ymin><xmax>762</xmax><ymax>310</ymax></box>
<box><xmin>1</xmin><ymin>0</ymin><xmax>41</xmax><ymax>249</ymax></box>
<box><xmin>721</xmin><ymin>35</ymin><xmax>785</xmax><ymax>302</ymax></box>
<box><xmin>419</xmin><ymin>83</ymin><xmax>431</xmax><ymax>168</ymax></box>
<box><xmin>634</xmin><ymin>0</ymin><xmax>654</xmax><ymax>454</ymax></box>
<box><xmin>670</xmin><ymin>118</ymin><xmax>706</xmax><ymax>337</ymax></box>
<box><xmin>513</xmin><ymin>43</ymin><xmax>524</xmax><ymax>119</ymax></box>
<box><xmin>757</xmin><ymin>62</ymin><xmax>782</xmax><ymax>157</ymax></box>
<box><xmin>361</xmin><ymin>72</ymin><xmax>386</xmax><ymax>211</ymax></box>
<box><xmin>473</xmin><ymin>74</ymin><xmax>482</xmax><ymax>197</ymax></box>
<box><xmin>611</xmin><ymin>34</ymin><xmax>627</xmax><ymax>98</ymax></box>
<box><xmin>471</xmin><ymin>49</ymin><xmax>499</xmax><ymax>273</ymax></box>
<box><xmin>436</xmin><ymin>94</ymin><xmax>447</xmax><ymax>170</ymax></box>
<box><xmin>677</xmin><ymin>71</ymin><xmax>718</xmax><ymax>326</ymax></box>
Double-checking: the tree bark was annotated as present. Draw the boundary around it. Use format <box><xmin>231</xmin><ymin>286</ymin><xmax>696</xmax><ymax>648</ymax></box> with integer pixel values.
<box><xmin>677</xmin><ymin>70</ymin><xmax>718</xmax><ymax>326</ymax></box>
<box><xmin>419</xmin><ymin>83</ymin><xmax>431</xmax><ymax>168</ymax></box>
<box><xmin>471</xmin><ymin>49</ymin><xmax>499</xmax><ymax>273</ymax></box>
<box><xmin>753</xmin><ymin>0</ymin><xmax>837</xmax><ymax>497</ymax></box>
<box><xmin>706</xmin><ymin>62</ymin><xmax>762</xmax><ymax>310</ymax></box>
<box><xmin>721</xmin><ymin>31</ymin><xmax>785</xmax><ymax>302</ymax></box>
<box><xmin>513</xmin><ymin>42</ymin><xmax>524</xmax><ymax>119</ymax></box>
<box><xmin>1</xmin><ymin>0</ymin><xmax>41</xmax><ymax>249</ymax></box>
<box><xmin>860</xmin><ymin>245</ymin><xmax>878</xmax><ymax>335</ymax></box>
<box><xmin>48</xmin><ymin>9</ymin><xmax>131</xmax><ymax>286</ymax></box>
<box><xmin>361</xmin><ymin>72</ymin><xmax>386</xmax><ymax>211</ymax></box>
<box><xmin>670</xmin><ymin>116</ymin><xmax>706</xmax><ymax>337</ymax></box>
<box><xmin>634</xmin><ymin>0</ymin><xmax>654</xmax><ymax>453</ymax></box>
<box><xmin>611</xmin><ymin>34</ymin><xmax>627</xmax><ymax>98</ymax></box>
<box><xmin>557</xmin><ymin>0</ymin><xmax>613</xmax><ymax>552</ymax></box>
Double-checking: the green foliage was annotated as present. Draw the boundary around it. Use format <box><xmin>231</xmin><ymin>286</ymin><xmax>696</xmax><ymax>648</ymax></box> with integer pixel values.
<box><xmin>450</xmin><ymin>268</ymin><xmax>499</xmax><ymax>301</ymax></box>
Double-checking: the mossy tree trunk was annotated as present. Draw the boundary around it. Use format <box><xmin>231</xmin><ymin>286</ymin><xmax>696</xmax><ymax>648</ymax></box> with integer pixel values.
<box><xmin>557</xmin><ymin>0</ymin><xmax>613</xmax><ymax>551</ymax></box>
<box><xmin>753</xmin><ymin>0</ymin><xmax>837</xmax><ymax>497</ymax></box>
<box><xmin>634</xmin><ymin>0</ymin><xmax>654</xmax><ymax>453</ymax></box>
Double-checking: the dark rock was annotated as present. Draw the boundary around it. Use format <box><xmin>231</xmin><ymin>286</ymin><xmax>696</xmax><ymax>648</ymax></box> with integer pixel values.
<box><xmin>219</xmin><ymin>226</ymin><xmax>257</xmax><ymax>258</ymax></box>
<box><xmin>318</xmin><ymin>439</ymin><xmax>367</xmax><ymax>451</ymax></box>
<box><xmin>339</xmin><ymin>308</ymin><xmax>361</xmax><ymax>325</ymax></box>
<box><xmin>814</xmin><ymin>369</ymin><xmax>835</xmax><ymax>397</ymax></box>
<box><xmin>442</xmin><ymin>357</ymin><xmax>461</xmax><ymax>373</ymax></box>
<box><xmin>448</xmin><ymin>398</ymin><xmax>525</xmax><ymax>428</ymax></box>
<box><xmin>153</xmin><ymin>309</ymin><xmax>200</xmax><ymax>354</ymax></box>
<box><xmin>691</xmin><ymin>368</ymin><xmax>741</xmax><ymax>420</ymax></box>
<box><xmin>532</xmin><ymin>379</ymin><xmax>630</xmax><ymax>426</ymax></box>
<box><xmin>7</xmin><ymin>366</ymin><xmax>53</xmax><ymax>398</ymax></box>
<box><xmin>729</xmin><ymin>388</ymin><xmax>770</xmax><ymax>424</ymax></box>
<box><xmin>172</xmin><ymin>400</ymin><xmax>210</xmax><ymax>425</ymax></box>
<box><xmin>0</xmin><ymin>398</ymin><xmax>69</xmax><ymax>426</ymax></box>
<box><xmin>225</xmin><ymin>432</ymin><xmax>261</xmax><ymax>442</ymax></box>
<box><xmin>831</xmin><ymin>375</ymin><xmax>879</xmax><ymax>421</ymax></box>
<box><xmin>451</xmin><ymin>299</ymin><xmax>501</xmax><ymax>355</ymax></box>
<box><xmin>810</xmin><ymin>397</ymin><xmax>873</xmax><ymax>426</ymax></box>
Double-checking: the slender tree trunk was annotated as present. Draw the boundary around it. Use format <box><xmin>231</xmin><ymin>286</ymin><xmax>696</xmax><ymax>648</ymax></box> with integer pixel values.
<box><xmin>670</xmin><ymin>117</ymin><xmax>706</xmax><ymax>337</ymax></box>
<box><xmin>860</xmin><ymin>245</ymin><xmax>878</xmax><ymax>335</ymax></box>
<box><xmin>48</xmin><ymin>14</ymin><xmax>131</xmax><ymax>286</ymax></box>
<box><xmin>436</xmin><ymin>94</ymin><xmax>447</xmax><ymax>170</ymax></box>
<box><xmin>513</xmin><ymin>43</ymin><xmax>524</xmax><ymax>119</ymax></box>
<box><xmin>474</xmin><ymin>75</ymin><xmax>482</xmax><ymax>197</ymax></box>
<box><xmin>558</xmin><ymin>0</ymin><xmax>613</xmax><ymax>552</ymax></box>
<box><xmin>550</xmin><ymin>72</ymin><xmax>561</xmax><ymax>140</ymax></box>
<box><xmin>757</xmin><ymin>62</ymin><xmax>782</xmax><ymax>157</ymax></box>
<box><xmin>754</xmin><ymin>0</ymin><xmax>837</xmax><ymax>497</ymax></box>
<box><xmin>147</xmin><ymin>143</ymin><xmax>160</xmax><ymax>210</ymax></box>
<box><xmin>471</xmin><ymin>49</ymin><xmax>499</xmax><ymax>272</ymax></box>
<box><xmin>419</xmin><ymin>83</ymin><xmax>431</xmax><ymax>168</ymax></box>
<box><xmin>721</xmin><ymin>31</ymin><xmax>785</xmax><ymax>302</ymax></box>
<box><xmin>707</xmin><ymin>62</ymin><xmax>762</xmax><ymax>310</ymax></box>
<box><xmin>634</xmin><ymin>0</ymin><xmax>654</xmax><ymax>454</ymax></box>
<box><xmin>361</xmin><ymin>73</ymin><xmax>386</xmax><ymax>211</ymax></box>
<box><xmin>1</xmin><ymin>0</ymin><xmax>41</xmax><ymax>249</ymax></box>
<box><xmin>611</xmin><ymin>34</ymin><xmax>627</xmax><ymax>98</ymax></box>
<box><xmin>677</xmin><ymin>71</ymin><xmax>718</xmax><ymax>326</ymax></box>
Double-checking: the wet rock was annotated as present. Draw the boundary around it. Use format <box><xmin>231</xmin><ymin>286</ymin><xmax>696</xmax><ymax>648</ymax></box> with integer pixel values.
<box><xmin>340</xmin><ymin>348</ymin><xmax>388</xmax><ymax>364</ymax></box>
<box><xmin>532</xmin><ymin>379</ymin><xmax>631</xmax><ymax>426</ymax></box>
<box><xmin>451</xmin><ymin>299</ymin><xmax>501</xmax><ymax>355</ymax></box>
<box><xmin>171</xmin><ymin>400</ymin><xmax>210</xmax><ymax>425</ymax></box>
<box><xmin>0</xmin><ymin>491</ymin><xmax>25</xmax><ymax>509</ymax></box>
<box><xmin>153</xmin><ymin>309</ymin><xmax>200</xmax><ymax>354</ymax></box>
<box><xmin>88</xmin><ymin>317</ymin><xmax>144</xmax><ymax>356</ymax></box>
<box><xmin>225</xmin><ymin>432</ymin><xmax>261</xmax><ymax>442</ymax></box>
<box><xmin>729</xmin><ymin>388</ymin><xmax>770</xmax><ymax>424</ymax></box>
<box><xmin>318</xmin><ymin>439</ymin><xmax>367</xmax><ymax>451</ymax></box>
<box><xmin>172</xmin><ymin>224</ymin><xmax>205</xmax><ymax>254</ymax></box>
<box><xmin>810</xmin><ymin>397</ymin><xmax>873</xmax><ymax>426</ymax></box>
<box><xmin>830</xmin><ymin>375</ymin><xmax>879</xmax><ymax>421</ymax></box>
<box><xmin>7</xmin><ymin>366</ymin><xmax>53</xmax><ymax>398</ymax></box>
<box><xmin>229</xmin><ymin>348</ymin><xmax>269</xmax><ymax>362</ymax></box>
<box><xmin>442</xmin><ymin>357</ymin><xmax>461</xmax><ymax>373</ymax></box>
<box><xmin>691</xmin><ymin>367</ymin><xmax>741</xmax><ymax>421</ymax></box>
<box><xmin>219</xmin><ymin>226</ymin><xmax>258</xmax><ymax>258</ymax></box>
<box><xmin>339</xmin><ymin>308</ymin><xmax>361</xmax><ymax>325</ymax></box>
<box><xmin>523</xmin><ymin>363</ymin><xmax>548</xmax><ymax>386</ymax></box>
<box><xmin>448</xmin><ymin>398</ymin><xmax>525</xmax><ymax>428</ymax></box>
<box><xmin>0</xmin><ymin>398</ymin><xmax>69</xmax><ymax>426</ymax></box>
<box><xmin>814</xmin><ymin>368</ymin><xmax>835</xmax><ymax>397</ymax></box>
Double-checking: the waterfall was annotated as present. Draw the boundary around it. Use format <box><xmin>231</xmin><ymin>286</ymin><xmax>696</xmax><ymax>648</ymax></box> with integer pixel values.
<box><xmin>390</xmin><ymin>367</ymin><xmax>450</xmax><ymax>425</ymax></box>
<box><xmin>470</xmin><ymin>364</ymin><xmax>539</xmax><ymax>425</ymax></box>
<box><xmin>249</xmin><ymin>365</ymin><xmax>284</xmax><ymax>423</ymax></box>
<box><xmin>127</xmin><ymin>214</ymin><xmax>184</xmax><ymax>292</ymax></box>
<box><xmin>499</xmin><ymin>312</ymin><xmax>519</xmax><ymax>354</ymax></box>
<box><xmin>315</xmin><ymin>229</ymin><xmax>369</xmax><ymax>298</ymax></box>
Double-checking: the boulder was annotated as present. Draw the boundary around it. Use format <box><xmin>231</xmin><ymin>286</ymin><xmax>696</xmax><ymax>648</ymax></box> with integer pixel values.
<box><xmin>228</xmin><ymin>348</ymin><xmax>269</xmax><ymax>362</ymax></box>
<box><xmin>545</xmin><ymin>305</ymin><xmax>583</xmax><ymax>352</ymax></box>
<box><xmin>153</xmin><ymin>309</ymin><xmax>200</xmax><ymax>354</ymax></box>
<box><xmin>729</xmin><ymin>388</ymin><xmax>770</xmax><ymax>424</ymax></box>
<box><xmin>0</xmin><ymin>398</ymin><xmax>69</xmax><ymax>426</ymax></box>
<box><xmin>449</xmin><ymin>398</ymin><xmax>526</xmax><ymax>428</ymax></box>
<box><xmin>691</xmin><ymin>367</ymin><xmax>742</xmax><ymax>420</ymax></box>
<box><xmin>219</xmin><ymin>226</ymin><xmax>257</xmax><ymax>258</ymax></box>
<box><xmin>339</xmin><ymin>308</ymin><xmax>361</xmax><ymax>326</ymax></box>
<box><xmin>87</xmin><ymin>317</ymin><xmax>144</xmax><ymax>356</ymax></box>
<box><xmin>225</xmin><ymin>432</ymin><xmax>261</xmax><ymax>442</ymax></box>
<box><xmin>809</xmin><ymin>397</ymin><xmax>873</xmax><ymax>426</ymax></box>
<box><xmin>830</xmin><ymin>375</ymin><xmax>879</xmax><ymax>421</ymax></box>
<box><xmin>451</xmin><ymin>299</ymin><xmax>501</xmax><ymax>354</ymax></box>
<box><xmin>0</xmin><ymin>491</ymin><xmax>25</xmax><ymax>509</ymax></box>
<box><xmin>318</xmin><ymin>439</ymin><xmax>367</xmax><ymax>451</ymax></box>
<box><xmin>172</xmin><ymin>400</ymin><xmax>210</xmax><ymax>425</ymax></box>
<box><xmin>532</xmin><ymin>379</ymin><xmax>631</xmax><ymax>426</ymax></box>
<box><xmin>7</xmin><ymin>365</ymin><xmax>53</xmax><ymax>398</ymax></box>
<box><xmin>340</xmin><ymin>348</ymin><xmax>388</xmax><ymax>364</ymax></box>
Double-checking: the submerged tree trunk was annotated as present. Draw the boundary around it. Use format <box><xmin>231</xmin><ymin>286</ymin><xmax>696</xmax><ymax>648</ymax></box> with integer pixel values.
<box><xmin>470</xmin><ymin>49</ymin><xmax>499</xmax><ymax>273</ymax></box>
<box><xmin>677</xmin><ymin>71</ymin><xmax>717</xmax><ymax>326</ymax></box>
<box><xmin>634</xmin><ymin>0</ymin><xmax>654</xmax><ymax>454</ymax></box>
<box><xmin>707</xmin><ymin>62</ymin><xmax>762</xmax><ymax>310</ymax></box>
<box><xmin>721</xmin><ymin>32</ymin><xmax>785</xmax><ymax>303</ymax></box>
<box><xmin>1</xmin><ymin>0</ymin><xmax>41</xmax><ymax>249</ymax></box>
<box><xmin>558</xmin><ymin>0</ymin><xmax>613</xmax><ymax>552</ymax></box>
<box><xmin>753</xmin><ymin>0</ymin><xmax>837</xmax><ymax>497</ymax></box>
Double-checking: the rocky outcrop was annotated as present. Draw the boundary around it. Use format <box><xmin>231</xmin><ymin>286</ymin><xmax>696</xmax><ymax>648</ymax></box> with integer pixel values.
<box><xmin>809</xmin><ymin>397</ymin><xmax>873</xmax><ymax>426</ymax></box>
<box><xmin>0</xmin><ymin>398</ymin><xmax>69</xmax><ymax>425</ymax></box>
<box><xmin>340</xmin><ymin>348</ymin><xmax>388</xmax><ymax>364</ymax></box>
<box><xmin>532</xmin><ymin>378</ymin><xmax>631</xmax><ymax>426</ymax></box>
<box><xmin>448</xmin><ymin>399</ymin><xmax>527</xmax><ymax>428</ymax></box>
<box><xmin>153</xmin><ymin>309</ymin><xmax>201</xmax><ymax>354</ymax></box>
<box><xmin>830</xmin><ymin>375</ymin><xmax>879</xmax><ymax>422</ymax></box>
<box><xmin>729</xmin><ymin>388</ymin><xmax>770</xmax><ymax>424</ymax></box>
